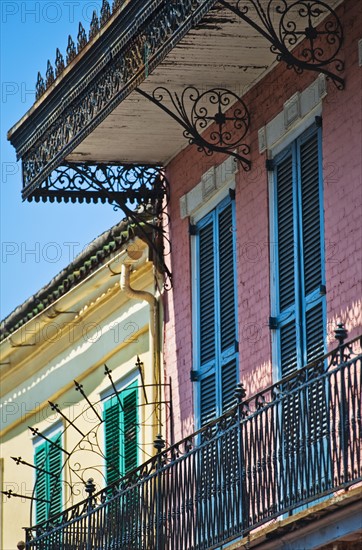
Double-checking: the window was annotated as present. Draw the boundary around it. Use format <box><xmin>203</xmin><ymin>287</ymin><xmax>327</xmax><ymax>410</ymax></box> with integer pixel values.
<box><xmin>193</xmin><ymin>195</ymin><xmax>239</xmax><ymax>427</ymax></box>
<box><xmin>104</xmin><ymin>380</ymin><xmax>138</xmax><ymax>485</ymax></box>
<box><xmin>271</xmin><ymin>123</ymin><xmax>326</xmax><ymax>377</ymax></box>
<box><xmin>271</xmin><ymin>123</ymin><xmax>330</xmax><ymax>505</ymax></box>
<box><xmin>34</xmin><ymin>432</ymin><xmax>62</xmax><ymax>524</ymax></box>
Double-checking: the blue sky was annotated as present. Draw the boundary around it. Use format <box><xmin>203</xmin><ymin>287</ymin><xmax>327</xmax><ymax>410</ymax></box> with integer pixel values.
<box><xmin>1</xmin><ymin>1</ymin><xmax>123</xmax><ymax>320</ymax></box>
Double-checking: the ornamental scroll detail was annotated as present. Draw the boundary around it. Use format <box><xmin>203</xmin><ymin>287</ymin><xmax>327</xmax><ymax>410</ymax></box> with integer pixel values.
<box><xmin>219</xmin><ymin>0</ymin><xmax>344</xmax><ymax>88</ymax></box>
<box><xmin>21</xmin><ymin>0</ymin><xmax>219</xmax><ymax>199</ymax></box>
<box><xmin>135</xmin><ymin>87</ymin><xmax>251</xmax><ymax>169</ymax></box>
<box><xmin>28</xmin><ymin>163</ymin><xmax>172</xmax><ymax>287</ymax></box>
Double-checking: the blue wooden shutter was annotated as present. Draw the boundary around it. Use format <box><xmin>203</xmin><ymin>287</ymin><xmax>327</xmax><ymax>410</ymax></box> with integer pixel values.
<box><xmin>275</xmin><ymin>149</ymin><xmax>298</xmax><ymax>377</ymax></box>
<box><xmin>276</xmin><ymin>152</ymin><xmax>295</xmax><ymax>314</ymax></box>
<box><xmin>199</xmin><ymin>220</ymin><xmax>216</xmax><ymax>365</ymax></box>
<box><xmin>222</xmin><ymin>358</ymin><xmax>238</xmax><ymax>412</ymax></box>
<box><xmin>218</xmin><ymin>203</ymin><xmax>236</xmax><ymax>352</ymax></box>
<box><xmin>275</xmin><ymin>125</ymin><xmax>325</xmax><ymax>375</ymax></box>
<box><xmin>34</xmin><ymin>444</ymin><xmax>47</xmax><ymax>524</ymax></box>
<box><xmin>123</xmin><ymin>387</ymin><xmax>138</xmax><ymax>474</ymax></box>
<box><xmin>299</xmin><ymin>129</ymin><xmax>325</xmax><ymax>364</ymax></box>
<box><xmin>104</xmin><ymin>397</ymin><xmax>121</xmax><ymax>485</ymax></box>
<box><xmin>196</xmin><ymin>197</ymin><xmax>238</xmax><ymax>426</ymax></box>
<box><xmin>198</xmin><ymin>213</ymin><xmax>217</xmax><ymax>425</ymax></box>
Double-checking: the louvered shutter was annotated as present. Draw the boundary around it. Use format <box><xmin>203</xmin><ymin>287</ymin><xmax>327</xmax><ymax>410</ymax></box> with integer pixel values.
<box><xmin>219</xmin><ymin>204</ymin><xmax>236</xmax><ymax>352</ymax></box>
<box><xmin>275</xmin><ymin>126</ymin><xmax>325</xmax><ymax>375</ymax></box>
<box><xmin>200</xmin><ymin>374</ymin><xmax>217</xmax><ymax>426</ymax></box>
<box><xmin>277</xmin><ymin>152</ymin><xmax>295</xmax><ymax>313</ymax></box>
<box><xmin>123</xmin><ymin>388</ymin><xmax>138</xmax><ymax>473</ymax></box>
<box><xmin>48</xmin><ymin>437</ymin><xmax>62</xmax><ymax>518</ymax></box>
<box><xmin>104</xmin><ymin>397</ymin><xmax>121</xmax><ymax>485</ymax></box>
<box><xmin>198</xmin><ymin>212</ymin><xmax>217</xmax><ymax>426</ymax></box>
<box><xmin>222</xmin><ymin>358</ymin><xmax>238</xmax><ymax>412</ymax></box>
<box><xmin>199</xmin><ymin>220</ymin><xmax>215</xmax><ymax>365</ymax></box>
<box><xmin>275</xmin><ymin>150</ymin><xmax>299</xmax><ymax>377</ymax></box>
<box><xmin>34</xmin><ymin>445</ymin><xmax>47</xmax><ymax>524</ymax></box>
<box><xmin>300</xmin><ymin>133</ymin><xmax>322</xmax><ymax>297</ymax></box>
<box><xmin>196</xmin><ymin>197</ymin><xmax>238</xmax><ymax>427</ymax></box>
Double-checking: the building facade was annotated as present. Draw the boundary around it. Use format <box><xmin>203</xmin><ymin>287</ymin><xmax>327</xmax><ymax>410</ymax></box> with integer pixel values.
<box><xmin>4</xmin><ymin>0</ymin><xmax>362</xmax><ymax>548</ymax></box>
<box><xmin>1</xmin><ymin>224</ymin><xmax>165</xmax><ymax>549</ymax></box>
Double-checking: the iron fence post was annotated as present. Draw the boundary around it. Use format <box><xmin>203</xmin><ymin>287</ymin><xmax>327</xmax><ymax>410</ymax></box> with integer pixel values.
<box><xmin>85</xmin><ymin>478</ymin><xmax>96</xmax><ymax>550</ymax></box>
<box><xmin>335</xmin><ymin>324</ymin><xmax>349</xmax><ymax>484</ymax></box>
<box><xmin>154</xmin><ymin>435</ymin><xmax>165</xmax><ymax>550</ymax></box>
<box><xmin>235</xmin><ymin>383</ymin><xmax>247</xmax><ymax>533</ymax></box>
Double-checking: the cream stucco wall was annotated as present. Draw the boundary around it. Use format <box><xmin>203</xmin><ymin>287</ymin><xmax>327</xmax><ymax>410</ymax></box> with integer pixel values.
<box><xmin>0</xmin><ymin>240</ymin><xmax>163</xmax><ymax>549</ymax></box>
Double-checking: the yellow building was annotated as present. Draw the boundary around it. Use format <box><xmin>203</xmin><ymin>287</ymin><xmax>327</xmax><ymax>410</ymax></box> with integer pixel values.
<box><xmin>0</xmin><ymin>221</ymin><xmax>165</xmax><ymax>549</ymax></box>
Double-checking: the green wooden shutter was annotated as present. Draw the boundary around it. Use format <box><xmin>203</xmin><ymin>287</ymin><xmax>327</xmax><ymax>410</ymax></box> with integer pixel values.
<box><xmin>48</xmin><ymin>437</ymin><xmax>62</xmax><ymax>518</ymax></box>
<box><xmin>34</xmin><ymin>435</ymin><xmax>62</xmax><ymax>523</ymax></box>
<box><xmin>34</xmin><ymin>444</ymin><xmax>47</xmax><ymax>524</ymax></box>
<box><xmin>123</xmin><ymin>388</ymin><xmax>138</xmax><ymax>474</ymax></box>
<box><xmin>104</xmin><ymin>397</ymin><xmax>121</xmax><ymax>485</ymax></box>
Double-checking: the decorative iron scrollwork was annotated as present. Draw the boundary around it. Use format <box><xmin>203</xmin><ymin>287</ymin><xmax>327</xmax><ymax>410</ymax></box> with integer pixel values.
<box><xmin>9</xmin><ymin>366</ymin><xmax>173</xmax><ymax>525</ymax></box>
<box><xmin>136</xmin><ymin>87</ymin><xmax>251</xmax><ymax>169</ymax></box>
<box><xmin>27</xmin><ymin>163</ymin><xmax>172</xmax><ymax>287</ymax></box>
<box><xmin>219</xmin><ymin>0</ymin><xmax>344</xmax><ymax>89</ymax></box>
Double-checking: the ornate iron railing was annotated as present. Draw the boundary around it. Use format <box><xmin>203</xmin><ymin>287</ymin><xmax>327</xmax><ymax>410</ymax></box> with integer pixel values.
<box><xmin>25</xmin><ymin>333</ymin><xmax>361</xmax><ymax>549</ymax></box>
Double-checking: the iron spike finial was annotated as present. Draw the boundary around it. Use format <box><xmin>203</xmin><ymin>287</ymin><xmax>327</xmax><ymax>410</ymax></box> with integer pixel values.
<box><xmin>89</xmin><ymin>10</ymin><xmax>100</xmax><ymax>40</ymax></box>
<box><xmin>66</xmin><ymin>35</ymin><xmax>77</xmax><ymax>64</ymax></box>
<box><xmin>35</xmin><ymin>72</ymin><xmax>45</xmax><ymax>100</ymax></box>
<box><xmin>85</xmin><ymin>478</ymin><xmax>96</xmax><ymax>496</ymax></box>
<box><xmin>153</xmin><ymin>434</ymin><xmax>165</xmax><ymax>452</ymax></box>
<box><xmin>77</xmin><ymin>23</ymin><xmax>87</xmax><ymax>53</ymax></box>
<box><xmin>334</xmin><ymin>322</ymin><xmax>348</xmax><ymax>346</ymax></box>
<box><xmin>45</xmin><ymin>60</ymin><xmax>55</xmax><ymax>88</ymax></box>
<box><xmin>112</xmin><ymin>0</ymin><xmax>124</xmax><ymax>13</ymax></box>
<box><xmin>234</xmin><ymin>382</ymin><xmax>246</xmax><ymax>403</ymax></box>
<box><xmin>55</xmin><ymin>48</ymin><xmax>65</xmax><ymax>77</ymax></box>
<box><xmin>101</xmin><ymin>0</ymin><xmax>111</xmax><ymax>26</ymax></box>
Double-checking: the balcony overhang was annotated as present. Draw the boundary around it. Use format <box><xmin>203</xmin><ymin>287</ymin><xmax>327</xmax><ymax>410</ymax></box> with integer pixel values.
<box><xmin>7</xmin><ymin>0</ymin><xmax>345</xmax><ymax>203</ymax></box>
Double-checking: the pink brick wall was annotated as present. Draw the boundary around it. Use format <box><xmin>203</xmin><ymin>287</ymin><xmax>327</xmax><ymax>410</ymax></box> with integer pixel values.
<box><xmin>163</xmin><ymin>0</ymin><xmax>361</xmax><ymax>443</ymax></box>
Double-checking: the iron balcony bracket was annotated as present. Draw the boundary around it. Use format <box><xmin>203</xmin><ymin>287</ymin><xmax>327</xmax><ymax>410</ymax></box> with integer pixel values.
<box><xmin>27</xmin><ymin>163</ymin><xmax>172</xmax><ymax>288</ymax></box>
<box><xmin>135</xmin><ymin>86</ymin><xmax>251</xmax><ymax>170</ymax></box>
<box><xmin>219</xmin><ymin>0</ymin><xmax>345</xmax><ymax>90</ymax></box>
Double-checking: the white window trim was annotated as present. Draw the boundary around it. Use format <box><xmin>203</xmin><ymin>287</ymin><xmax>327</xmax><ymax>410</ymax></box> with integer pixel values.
<box><xmin>259</xmin><ymin>74</ymin><xmax>326</xmax><ymax>155</ymax></box>
<box><xmin>180</xmin><ymin>155</ymin><xmax>236</xmax><ymax>222</ymax></box>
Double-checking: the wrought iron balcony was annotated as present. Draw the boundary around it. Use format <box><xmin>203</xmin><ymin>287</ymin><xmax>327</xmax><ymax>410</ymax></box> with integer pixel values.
<box><xmin>25</xmin><ymin>332</ymin><xmax>361</xmax><ymax>549</ymax></box>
